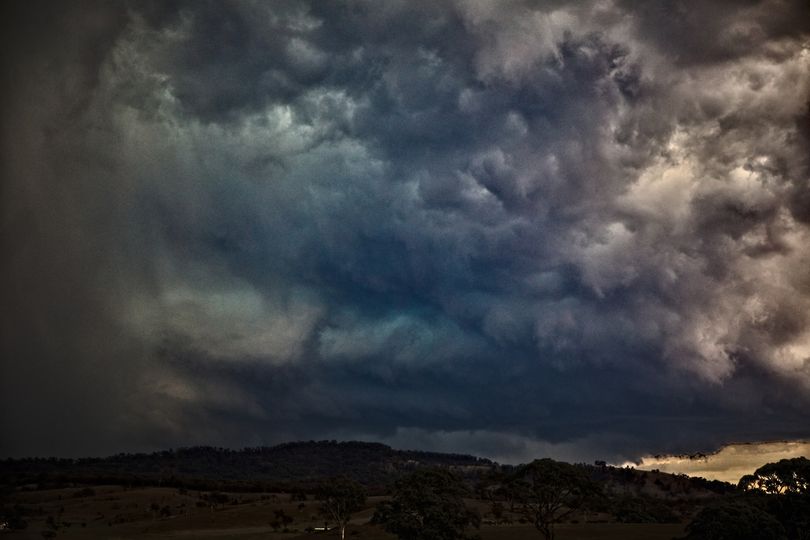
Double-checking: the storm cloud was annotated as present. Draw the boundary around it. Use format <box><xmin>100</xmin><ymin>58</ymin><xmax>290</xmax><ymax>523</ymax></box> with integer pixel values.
<box><xmin>2</xmin><ymin>0</ymin><xmax>809</xmax><ymax>464</ymax></box>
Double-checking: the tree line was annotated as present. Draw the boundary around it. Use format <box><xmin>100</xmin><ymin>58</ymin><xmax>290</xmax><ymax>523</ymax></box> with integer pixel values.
<box><xmin>327</xmin><ymin>457</ymin><xmax>810</xmax><ymax>540</ymax></box>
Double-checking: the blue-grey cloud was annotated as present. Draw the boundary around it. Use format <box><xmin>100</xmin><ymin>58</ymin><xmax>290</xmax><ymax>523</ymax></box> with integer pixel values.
<box><xmin>2</xmin><ymin>0</ymin><xmax>809</xmax><ymax>463</ymax></box>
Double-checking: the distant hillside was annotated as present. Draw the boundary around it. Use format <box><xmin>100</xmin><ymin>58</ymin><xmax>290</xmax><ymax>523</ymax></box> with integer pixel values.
<box><xmin>0</xmin><ymin>440</ymin><xmax>733</xmax><ymax>498</ymax></box>
<box><xmin>0</xmin><ymin>440</ymin><xmax>493</xmax><ymax>492</ymax></box>
<box><xmin>585</xmin><ymin>462</ymin><xmax>734</xmax><ymax>499</ymax></box>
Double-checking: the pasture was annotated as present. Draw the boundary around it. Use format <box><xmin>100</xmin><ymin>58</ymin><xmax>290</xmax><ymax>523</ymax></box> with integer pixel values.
<box><xmin>1</xmin><ymin>485</ymin><xmax>685</xmax><ymax>539</ymax></box>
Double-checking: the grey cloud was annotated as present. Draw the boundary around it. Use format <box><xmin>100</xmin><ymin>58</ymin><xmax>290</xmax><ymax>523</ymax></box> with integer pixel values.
<box><xmin>619</xmin><ymin>0</ymin><xmax>810</xmax><ymax>65</ymax></box>
<box><xmin>2</xmin><ymin>0</ymin><xmax>810</xmax><ymax>463</ymax></box>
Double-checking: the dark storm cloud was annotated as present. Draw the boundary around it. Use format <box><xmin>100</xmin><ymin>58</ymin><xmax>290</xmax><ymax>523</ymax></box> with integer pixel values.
<box><xmin>2</xmin><ymin>0</ymin><xmax>809</xmax><ymax>463</ymax></box>
<box><xmin>619</xmin><ymin>0</ymin><xmax>810</xmax><ymax>65</ymax></box>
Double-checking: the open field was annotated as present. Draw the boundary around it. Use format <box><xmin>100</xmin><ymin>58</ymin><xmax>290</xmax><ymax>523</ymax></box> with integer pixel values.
<box><xmin>1</xmin><ymin>485</ymin><xmax>685</xmax><ymax>539</ymax></box>
<box><xmin>1</xmin><ymin>524</ymin><xmax>687</xmax><ymax>540</ymax></box>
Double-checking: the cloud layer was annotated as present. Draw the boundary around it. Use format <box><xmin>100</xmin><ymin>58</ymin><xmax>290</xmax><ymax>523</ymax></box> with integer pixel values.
<box><xmin>629</xmin><ymin>440</ymin><xmax>810</xmax><ymax>483</ymax></box>
<box><xmin>2</xmin><ymin>0</ymin><xmax>809</xmax><ymax>463</ymax></box>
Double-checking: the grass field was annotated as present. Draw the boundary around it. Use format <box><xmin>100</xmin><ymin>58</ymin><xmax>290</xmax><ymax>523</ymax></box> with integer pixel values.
<box><xmin>1</xmin><ymin>486</ymin><xmax>686</xmax><ymax>539</ymax></box>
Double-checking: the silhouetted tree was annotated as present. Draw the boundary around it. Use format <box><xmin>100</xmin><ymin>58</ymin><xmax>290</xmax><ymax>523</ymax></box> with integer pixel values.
<box><xmin>737</xmin><ymin>457</ymin><xmax>810</xmax><ymax>540</ymax></box>
<box><xmin>318</xmin><ymin>477</ymin><xmax>366</xmax><ymax>540</ymax></box>
<box><xmin>373</xmin><ymin>469</ymin><xmax>480</xmax><ymax>540</ymax></box>
<box><xmin>683</xmin><ymin>501</ymin><xmax>786</xmax><ymax>540</ymax></box>
<box><xmin>273</xmin><ymin>508</ymin><xmax>293</xmax><ymax>529</ymax></box>
<box><xmin>504</xmin><ymin>459</ymin><xmax>601</xmax><ymax>540</ymax></box>
<box><xmin>739</xmin><ymin>457</ymin><xmax>810</xmax><ymax>495</ymax></box>
<box><xmin>766</xmin><ymin>493</ymin><xmax>810</xmax><ymax>540</ymax></box>
<box><xmin>612</xmin><ymin>495</ymin><xmax>679</xmax><ymax>524</ymax></box>
<box><xmin>490</xmin><ymin>501</ymin><xmax>505</xmax><ymax>523</ymax></box>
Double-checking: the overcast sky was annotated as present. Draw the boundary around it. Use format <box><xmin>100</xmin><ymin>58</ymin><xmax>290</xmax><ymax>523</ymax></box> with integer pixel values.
<box><xmin>2</xmin><ymin>0</ymin><xmax>809</xmax><ymax>466</ymax></box>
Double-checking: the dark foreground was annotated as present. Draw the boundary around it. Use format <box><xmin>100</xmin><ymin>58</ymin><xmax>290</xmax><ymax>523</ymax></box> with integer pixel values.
<box><xmin>1</xmin><ymin>485</ymin><xmax>684</xmax><ymax>539</ymax></box>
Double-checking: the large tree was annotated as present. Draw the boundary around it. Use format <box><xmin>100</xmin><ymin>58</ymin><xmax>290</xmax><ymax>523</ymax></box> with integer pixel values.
<box><xmin>503</xmin><ymin>459</ymin><xmax>601</xmax><ymax>540</ymax></box>
<box><xmin>373</xmin><ymin>469</ymin><xmax>480</xmax><ymax>540</ymax></box>
<box><xmin>739</xmin><ymin>457</ymin><xmax>810</xmax><ymax>495</ymax></box>
<box><xmin>683</xmin><ymin>501</ymin><xmax>787</xmax><ymax>540</ymax></box>
<box><xmin>317</xmin><ymin>477</ymin><xmax>366</xmax><ymax>540</ymax></box>
<box><xmin>738</xmin><ymin>457</ymin><xmax>810</xmax><ymax>540</ymax></box>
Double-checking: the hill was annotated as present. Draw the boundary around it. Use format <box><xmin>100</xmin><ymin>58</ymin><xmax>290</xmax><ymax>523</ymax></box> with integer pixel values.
<box><xmin>0</xmin><ymin>440</ymin><xmax>733</xmax><ymax>501</ymax></box>
<box><xmin>0</xmin><ymin>441</ymin><xmax>494</xmax><ymax>493</ymax></box>
<box><xmin>0</xmin><ymin>442</ymin><xmax>754</xmax><ymax>539</ymax></box>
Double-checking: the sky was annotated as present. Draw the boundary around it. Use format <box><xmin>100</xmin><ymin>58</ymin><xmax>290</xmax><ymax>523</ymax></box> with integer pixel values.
<box><xmin>627</xmin><ymin>440</ymin><xmax>810</xmax><ymax>483</ymax></box>
<box><xmin>1</xmin><ymin>1</ymin><xmax>809</xmax><ymax>469</ymax></box>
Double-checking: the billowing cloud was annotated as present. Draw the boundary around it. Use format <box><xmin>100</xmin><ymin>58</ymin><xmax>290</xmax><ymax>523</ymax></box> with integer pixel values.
<box><xmin>2</xmin><ymin>0</ymin><xmax>809</xmax><ymax>464</ymax></box>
